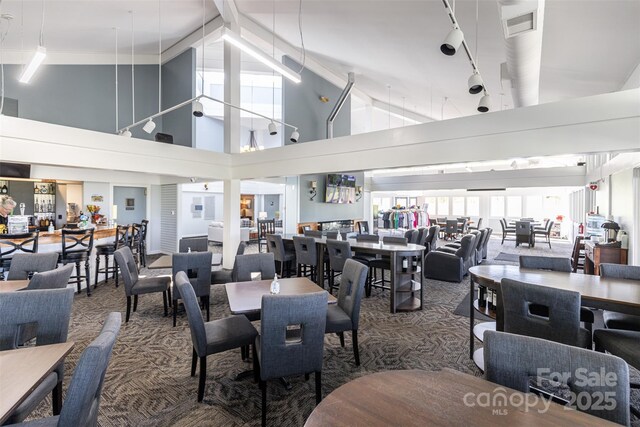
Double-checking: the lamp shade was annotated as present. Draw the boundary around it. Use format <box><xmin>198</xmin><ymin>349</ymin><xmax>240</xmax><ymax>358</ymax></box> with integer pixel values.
<box><xmin>142</xmin><ymin>119</ymin><xmax>156</xmax><ymax>134</ymax></box>
<box><xmin>258</xmin><ymin>211</ymin><xmax>268</xmax><ymax>219</ymax></box>
<box><xmin>468</xmin><ymin>73</ymin><xmax>484</xmax><ymax>94</ymax></box>
<box><xmin>477</xmin><ymin>93</ymin><xmax>491</xmax><ymax>113</ymax></box>
<box><xmin>268</xmin><ymin>122</ymin><xmax>277</xmax><ymax>135</ymax></box>
<box><xmin>440</xmin><ymin>27</ymin><xmax>464</xmax><ymax>56</ymax></box>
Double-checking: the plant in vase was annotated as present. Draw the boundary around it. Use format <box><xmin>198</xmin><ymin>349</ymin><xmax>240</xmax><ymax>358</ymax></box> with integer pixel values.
<box><xmin>86</xmin><ymin>204</ymin><xmax>102</xmax><ymax>224</ymax></box>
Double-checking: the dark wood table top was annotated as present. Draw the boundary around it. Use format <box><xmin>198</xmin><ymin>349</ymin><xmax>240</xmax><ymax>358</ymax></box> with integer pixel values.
<box><xmin>282</xmin><ymin>234</ymin><xmax>425</xmax><ymax>253</ymax></box>
<box><xmin>0</xmin><ymin>280</ymin><xmax>29</xmax><ymax>292</ymax></box>
<box><xmin>0</xmin><ymin>341</ymin><xmax>75</xmax><ymax>424</ymax></box>
<box><xmin>147</xmin><ymin>253</ymin><xmax>222</xmax><ymax>270</ymax></box>
<box><xmin>304</xmin><ymin>368</ymin><xmax>615</xmax><ymax>427</ymax></box>
<box><xmin>225</xmin><ymin>277</ymin><xmax>336</xmax><ymax>314</ymax></box>
<box><xmin>469</xmin><ymin>265</ymin><xmax>640</xmax><ymax>310</ymax></box>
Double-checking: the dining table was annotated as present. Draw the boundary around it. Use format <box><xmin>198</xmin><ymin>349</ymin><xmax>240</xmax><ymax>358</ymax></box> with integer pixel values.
<box><xmin>304</xmin><ymin>368</ymin><xmax>613</xmax><ymax>426</ymax></box>
<box><xmin>147</xmin><ymin>253</ymin><xmax>222</xmax><ymax>270</ymax></box>
<box><xmin>0</xmin><ymin>280</ymin><xmax>29</xmax><ymax>292</ymax></box>
<box><xmin>0</xmin><ymin>342</ymin><xmax>75</xmax><ymax>424</ymax></box>
<box><xmin>468</xmin><ymin>265</ymin><xmax>640</xmax><ymax>364</ymax></box>
<box><xmin>282</xmin><ymin>234</ymin><xmax>425</xmax><ymax>313</ymax></box>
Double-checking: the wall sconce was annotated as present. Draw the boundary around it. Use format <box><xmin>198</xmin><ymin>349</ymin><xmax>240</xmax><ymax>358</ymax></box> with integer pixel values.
<box><xmin>356</xmin><ymin>185</ymin><xmax>363</xmax><ymax>202</ymax></box>
<box><xmin>309</xmin><ymin>181</ymin><xmax>318</xmax><ymax>201</ymax></box>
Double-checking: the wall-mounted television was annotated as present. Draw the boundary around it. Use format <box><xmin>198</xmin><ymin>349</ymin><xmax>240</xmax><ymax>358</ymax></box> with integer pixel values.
<box><xmin>325</xmin><ymin>174</ymin><xmax>356</xmax><ymax>204</ymax></box>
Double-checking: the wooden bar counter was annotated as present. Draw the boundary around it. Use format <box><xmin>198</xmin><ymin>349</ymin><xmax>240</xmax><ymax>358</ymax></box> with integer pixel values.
<box><xmin>1</xmin><ymin>226</ymin><xmax>117</xmax><ymax>246</ymax></box>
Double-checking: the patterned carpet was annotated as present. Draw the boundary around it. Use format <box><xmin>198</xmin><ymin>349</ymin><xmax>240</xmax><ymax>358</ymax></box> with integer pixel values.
<box><xmin>25</xmin><ymin>237</ymin><xmax>638</xmax><ymax>426</ymax></box>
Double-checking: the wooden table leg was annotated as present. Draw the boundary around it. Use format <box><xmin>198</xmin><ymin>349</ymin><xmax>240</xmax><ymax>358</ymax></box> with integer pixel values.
<box><xmin>390</xmin><ymin>253</ymin><xmax>397</xmax><ymax>314</ymax></box>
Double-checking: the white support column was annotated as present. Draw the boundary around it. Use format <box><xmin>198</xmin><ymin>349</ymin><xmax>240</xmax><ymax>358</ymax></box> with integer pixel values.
<box><xmin>284</xmin><ymin>176</ymin><xmax>299</xmax><ymax>234</ymax></box>
<box><xmin>222</xmin><ymin>179</ymin><xmax>241</xmax><ymax>269</ymax></box>
<box><xmin>224</xmin><ymin>22</ymin><xmax>242</xmax><ymax>154</ymax></box>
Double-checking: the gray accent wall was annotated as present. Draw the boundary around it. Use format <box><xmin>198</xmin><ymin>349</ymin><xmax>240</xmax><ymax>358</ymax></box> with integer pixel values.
<box><xmin>282</xmin><ymin>56</ymin><xmax>351</xmax><ymax>144</ymax></box>
<box><xmin>114</xmin><ymin>186</ymin><xmax>147</xmax><ymax>224</ymax></box>
<box><xmin>263</xmin><ymin>194</ymin><xmax>280</xmax><ymax>219</ymax></box>
<box><xmin>299</xmin><ymin>172</ymin><xmax>364</xmax><ymax>223</ymax></box>
<box><xmin>162</xmin><ymin>48</ymin><xmax>196</xmax><ymax>147</ymax></box>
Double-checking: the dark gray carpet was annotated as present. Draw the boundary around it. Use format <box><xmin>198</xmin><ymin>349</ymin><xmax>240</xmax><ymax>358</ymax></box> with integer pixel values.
<box><xmin>24</xmin><ymin>237</ymin><xmax>638</xmax><ymax>426</ymax></box>
<box><xmin>494</xmin><ymin>252</ymin><xmax>520</xmax><ymax>263</ymax></box>
<box><xmin>452</xmin><ymin>291</ymin><xmax>492</xmax><ymax>321</ymax></box>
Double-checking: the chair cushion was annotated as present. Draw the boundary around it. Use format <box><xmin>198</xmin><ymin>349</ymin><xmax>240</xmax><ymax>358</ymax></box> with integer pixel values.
<box><xmin>603</xmin><ymin>311</ymin><xmax>640</xmax><ymax>331</ymax></box>
<box><xmin>211</xmin><ymin>269</ymin><xmax>234</xmax><ymax>285</ymax></box>
<box><xmin>594</xmin><ymin>329</ymin><xmax>640</xmax><ymax>370</ymax></box>
<box><xmin>325</xmin><ymin>305</ymin><xmax>352</xmax><ymax>333</ymax></box>
<box><xmin>205</xmin><ymin>315</ymin><xmax>257</xmax><ymax>354</ymax></box>
<box><xmin>131</xmin><ymin>276</ymin><xmax>170</xmax><ymax>295</ymax></box>
<box><xmin>11</xmin><ymin>416</ymin><xmax>60</xmax><ymax>427</ymax></box>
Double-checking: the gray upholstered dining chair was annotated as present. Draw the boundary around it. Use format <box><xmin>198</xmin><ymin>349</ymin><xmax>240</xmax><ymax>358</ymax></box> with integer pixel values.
<box><xmin>6</xmin><ymin>252</ymin><xmax>59</xmax><ymax>280</ymax></box>
<box><xmin>303</xmin><ymin>229</ymin><xmax>323</xmax><ymax>238</ymax></box>
<box><xmin>444</xmin><ymin>220</ymin><xmax>458</xmax><ymax>240</ymax></box>
<box><xmin>293</xmin><ymin>235</ymin><xmax>318</xmax><ymax>281</ymax></box>
<box><xmin>484</xmin><ymin>330</ymin><xmax>630</xmax><ymax>425</ymax></box>
<box><xmin>10</xmin><ymin>312</ymin><xmax>123</xmax><ymax>427</ymax></box>
<box><xmin>210</xmin><ymin>241</ymin><xmax>247</xmax><ymax>285</ymax></box>
<box><xmin>26</xmin><ymin>263</ymin><xmax>74</xmax><ymax>290</ymax></box>
<box><xmin>533</xmin><ymin>220</ymin><xmax>554</xmax><ymax>248</ymax></box>
<box><xmin>266</xmin><ymin>234</ymin><xmax>296</xmax><ymax>278</ymax></box>
<box><xmin>234</xmin><ymin>253</ymin><xmax>276</xmax><ymax>282</ymax></box>
<box><xmin>514</xmin><ymin>221</ymin><xmax>532</xmax><ymax>247</ymax></box>
<box><xmin>178</xmin><ymin>236</ymin><xmax>209</xmax><ymax>253</ymax></box>
<box><xmin>325</xmin><ymin>259</ymin><xmax>368</xmax><ymax>366</ymax></box>
<box><xmin>254</xmin><ymin>291</ymin><xmax>328</xmax><ymax>427</ymax></box>
<box><xmin>0</xmin><ymin>288</ymin><xmax>74</xmax><ymax>424</ymax></box>
<box><xmin>599</xmin><ymin>263</ymin><xmax>640</xmax><ymax>331</ymax></box>
<box><xmin>500</xmin><ymin>278</ymin><xmax>591</xmax><ymax>349</ymax></box>
<box><xmin>114</xmin><ymin>247</ymin><xmax>171</xmax><ymax>323</ymax></box>
<box><xmin>499</xmin><ymin>218</ymin><xmax>515</xmax><ymax>244</ymax></box>
<box><xmin>175</xmin><ymin>272</ymin><xmax>257</xmax><ymax>403</ymax></box>
<box><xmin>172</xmin><ymin>251</ymin><xmax>212</xmax><ymax>327</ymax></box>
<box><xmin>325</xmin><ymin>240</ymin><xmax>353</xmax><ymax>295</ymax></box>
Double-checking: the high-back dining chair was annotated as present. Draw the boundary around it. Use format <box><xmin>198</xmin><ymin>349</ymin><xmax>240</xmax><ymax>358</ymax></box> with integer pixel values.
<box><xmin>0</xmin><ymin>231</ymin><xmax>40</xmax><ymax>280</ymax></box>
<box><xmin>255</xmin><ymin>291</ymin><xmax>328</xmax><ymax>426</ymax></box>
<box><xmin>325</xmin><ymin>240</ymin><xmax>353</xmax><ymax>295</ymax></box>
<box><xmin>599</xmin><ymin>264</ymin><xmax>640</xmax><ymax>331</ymax></box>
<box><xmin>26</xmin><ymin>263</ymin><xmax>74</xmax><ymax>290</ymax></box>
<box><xmin>266</xmin><ymin>234</ymin><xmax>296</xmax><ymax>278</ymax></box>
<box><xmin>234</xmin><ymin>253</ymin><xmax>276</xmax><ymax>282</ymax></box>
<box><xmin>293</xmin><ymin>235</ymin><xmax>318</xmax><ymax>282</ymax></box>
<box><xmin>257</xmin><ymin>219</ymin><xmax>276</xmax><ymax>253</ymax></box>
<box><xmin>514</xmin><ymin>221</ymin><xmax>532</xmax><ymax>247</ymax></box>
<box><xmin>172</xmin><ymin>251</ymin><xmax>213</xmax><ymax>327</ymax></box>
<box><xmin>6</xmin><ymin>252</ymin><xmax>58</xmax><ymax>280</ymax></box>
<box><xmin>211</xmin><ymin>241</ymin><xmax>247</xmax><ymax>285</ymax></box>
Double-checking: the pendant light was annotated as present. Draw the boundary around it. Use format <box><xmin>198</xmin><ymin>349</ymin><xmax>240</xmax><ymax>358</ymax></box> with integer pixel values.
<box><xmin>144</xmin><ymin>0</ymin><xmax>162</xmax><ymax>134</ymax></box>
<box><xmin>193</xmin><ymin>0</ymin><xmax>206</xmax><ymax>117</ymax></box>
<box><xmin>19</xmin><ymin>0</ymin><xmax>46</xmax><ymax>83</ymax></box>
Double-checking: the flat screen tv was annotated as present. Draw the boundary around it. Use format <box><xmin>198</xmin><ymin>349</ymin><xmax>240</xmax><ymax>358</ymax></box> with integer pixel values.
<box><xmin>325</xmin><ymin>174</ymin><xmax>356</xmax><ymax>204</ymax></box>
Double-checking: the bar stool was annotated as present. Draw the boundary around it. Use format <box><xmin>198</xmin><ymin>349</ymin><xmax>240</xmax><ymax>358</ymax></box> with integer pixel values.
<box><xmin>95</xmin><ymin>225</ymin><xmax>129</xmax><ymax>287</ymax></box>
<box><xmin>129</xmin><ymin>223</ymin><xmax>143</xmax><ymax>265</ymax></box>
<box><xmin>0</xmin><ymin>231</ymin><xmax>39</xmax><ymax>280</ymax></box>
<box><xmin>59</xmin><ymin>228</ymin><xmax>94</xmax><ymax>296</ymax></box>
<box><xmin>139</xmin><ymin>219</ymin><xmax>149</xmax><ymax>267</ymax></box>
<box><xmin>367</xmin><ymin>236</ymin><xmax>408</xmax><ymax>297</ymax></box>
<box><xmin>293</xmin><ymin>235</ymin><xmax>318</xmax><ymax>281</ymax></box>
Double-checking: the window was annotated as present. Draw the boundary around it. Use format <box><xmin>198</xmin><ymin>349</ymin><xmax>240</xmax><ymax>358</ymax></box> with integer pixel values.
<box><xmin>467</xmin><ymin>197</ymin><xmax>480</xmax><ymax>216</ymax></box>
<box><xmin>506</xmin><ymin>196</ymin><xmax>522</xmax><ymax>218</ymax></box>
<box><xmin>437</xmin><ymin>197</ymin><xmax>449</xmax><ymax>216</ymax></box>
<box><xmin>395</xmin><ymin>197</ymin><xmax>408</xmax><ymax>208</ymax></box>
<box><xmin>525</xmin><ymin>196</ymin><xmax>543</xmax><ymax>219</ymax></box>
<box><xmin>424</xmin><ymin>197</ymin><xmax>436</xmax><ymax>215</ymax></box>
<box><xmin>380</xmin><ymin>198</ymin><xmax>392</xmax><ymax>210</ymax></box>
<box><xmin>409</xmin><ymin>197</ymin><xmax>418</xmax><ymax>207</ymax></box>
<box><xmin>490</xmin><ymin>196</ymin><xmax>505</xmax><ymax>217</ymax></box>
<box><xmin>452</xmin><ymin>197</ymin><xmax>465</xmax><ymax>216</ymax></box>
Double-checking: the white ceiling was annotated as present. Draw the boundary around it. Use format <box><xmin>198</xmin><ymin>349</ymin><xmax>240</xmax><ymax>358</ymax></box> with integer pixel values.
<box><xmin>0</xmin><ymin>0</ymin><xmax>638</xmax><ymax>121</ymax></box>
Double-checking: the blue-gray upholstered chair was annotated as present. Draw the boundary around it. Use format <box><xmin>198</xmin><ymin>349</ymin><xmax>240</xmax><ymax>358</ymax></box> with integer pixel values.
<box><xmin>8</xmin><ymin>312</ymin><xmax>122</xmax><ymax>427</ymax></box>
<box><xmin>600</xmin><ymin>263</ymin><xmax>640</xmax><ymax>331</ymax></box>
<box><xmin>423</xmin><ymin>234</ymin><xmax>473</xmax><ymax>283</ymax></box>
<box><xmin>468</xmin><ymin>217</ymin><xmax>483</xmax><ymax>231</ymax></box>
<box><xmin>303</xmin><ymin>230</ymin><xmax>322</xmax><ymax>238</ymax></box>
<box><xmin>266</xmin><ymin>234</ymin><xmax>296</xmax><ymax>278</ymax></box>
<box><xmin>595</xmin><ymin>329</ymin><xmax>640</xmax><ymax>371</ymax></box>
<box><xmin>178</xmin><ymin>236</ymin><xmax>209</xmax><ymax>253</ymax></box>
<box><xmin>518</xmin><ymin>255</ymin><xmax>596</xmax><ymax>336</ymax></box>
<box><xmin>0</xmin><ymin>288</ymin><xmax>74</xmax><ymax>424</ymax></box>
<box><xmin>234</xmin><ymin>253</ymin><xmax>276</xmax><ymax>282</ymax></box>
<box><xmin>115</xmin><ymin>247</ymin><xmax>171</xmax><ymax>323</ymax></box>
<box><xmin>6</xmin><ymin>252</ymin><xmax>59</xmax><ymax>280</ymax></box>
<box><xmin>484</xmin><ymin>330</ymin><xmax>630</xmax><ymax>425</ymax></box>
<box><xmin>325</xmin><ymin>259</ymin><xmax>368</xmax><ymax>365</ymax></box>
<box><xmin>210</xmin><ymin>241</ymin><xmax>247</xmax><ymax>285</ymax></box>
<box><xmin>172</xmin><ymin>251</ymin><xmax>212</xmax><ymax>327</ymax></box>
<box><xmin>499</xmin><ymin>218</ymin><xmax>515</xmax><ymax>244</ymax></box>
<box><xmin>175</xmin><ymin>272</ymin><xmax>257</xmax><ymax>403</ymax></box>
<box><xmin>440</xmin><ymin>230</ymin><xmax>481</xmax><ymax>266</ymax></box>
<box><xmin>325</xmin><ymin>240</ymin><xmax>353</xmax><ymax>295</ymax></box>
<box><xmin>26</xmin><ymin>263</ymin><xmax>74</xmax><ymax>290</ymax></box>
<box><xmin>481</xmin><ymin>227</ymin><xmax>492</xmax><ymax>260</ymax></box>
<box><xmin>533</xmin><ymin>220</ymin><xmax>554</xmax><ymax>249</ymax></box>
<box><xmin>293</xmin><ymin>235</ymin><xmax>318</xmax><ymax>282</ymax></box>
<box><xmin>500</xmin><ymin>278</ymin><xmax>591</xmax><ymax>349</ymax></box>
<box><xmin>254</xmin><ymin>291</ymin><xmax>328</xmax><ymax>427</ymax></box>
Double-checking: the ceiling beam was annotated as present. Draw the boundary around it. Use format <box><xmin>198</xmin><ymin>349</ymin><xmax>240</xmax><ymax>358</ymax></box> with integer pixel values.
<box><xmin>162</xmin><ymin>15</ymin><xmax>225</xmax><ymax>64</ymax></box>
<box><xmin>212</xmin><ymin>0</ymin><xmax>239</xmax><ymax>25</ymax></box>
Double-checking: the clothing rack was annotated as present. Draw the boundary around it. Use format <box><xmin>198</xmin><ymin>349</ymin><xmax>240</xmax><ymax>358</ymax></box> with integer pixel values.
<box><xmin>377</xmin><ymin>208</ymin><xmax>429</xmax><ymax>230</ymax></box>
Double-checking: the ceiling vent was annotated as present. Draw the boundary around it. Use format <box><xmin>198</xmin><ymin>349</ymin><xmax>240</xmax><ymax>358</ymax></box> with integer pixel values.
<box><xmin>503</xmin><ymin>11</ymin><xmax>537</xmax><ymax>38</ymax></box>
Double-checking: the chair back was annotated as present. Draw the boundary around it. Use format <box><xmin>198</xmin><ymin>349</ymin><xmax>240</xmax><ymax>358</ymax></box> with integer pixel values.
<box><xmin>415</xmin><ymin>228</ymin><xmax>426</xmax><ymax>246</ymax></box>
<box><xmin>445</xmin><ymin>220</ymin><xmax>458</xmax><ymax>235</ymax></box>
<box><xmin>235</xmin><ymin>253</ymin><xmax>276</xmax><ymax>282</ymax></box>
<box><xmin>356</xmin><ymin>221</ymin><xmax>370</xmax><ymax>235</ymax></box>
<box><xmin>501</xmin><ymin>278</ymin><xmax>582</xmax><ymax>347</ymax></box>
<box><xmin>484</xmin><ymin>331</ymin><xmax>630</xmax><ymax>425</ymax></box>
<box><xmin>482</xmin><ymin>228</ymin><xmax>493</xmax><ymax>258</ymax></box>
<box><xmin>382</xmin><ymin>236</ymin><xmax>408</xmax><ymax>246</ymax></box>
<box><xmin>266</xmin><ymin>234</ymin><xmax>287</xmax><ymax>263</ymax></box>
<box><xmin>61</xmin><ymin>228</ymin><xmax>94</xmax><ymax>259</ymax></box>
<box><xmin>519</xmin><ymin>255</ymin><xmax>572</xmax><ymax>272</ymax></box>
<box><xmin>114</xmin><ymin>225</ymin><xmax>130</xmax><ymax>250</ymax></box>
<box><xmin>457</xmin><ymin>218</ymin><xmax>468</xmax><ymax>233</ymax></box>
<box><xmin>236</xmin><ymin>241</ymin><xmax>248</xmax><ymax>256</ymax></box>
<box><xmin>27</xmin><ymin>264</ymin><xmax>74</xmax><ymax>290</ymax></box>
<box><xmin>403</xmin><ymin>229</ymin><xmax>417</xmax><ymax>243</ymax></box>
<box><xmin>7</xmin><ymin>252</ymin><xmax>59</xmax><ymax>280</ymax></box>
<box><xmin>140</xmin><ymin>219</ymin><xmax>149</xmax><ymax>241</ymax></box>
<box><xmin>179</xmin><ymin>236</ymin><xmax>208</xmax><ymax>253</ymax></box>
<box><xmin>293</xmin><ymin>236</ymin><xmax>317</xmax><ymax>267</ymax></box>
<box><xmin>172</xmin><ymin>252</ymin><xmax>213</xmax><ymax>299</ymax></box>
<box><xmin>355</xmin><ymin>234</ymin><xmax>379</xmax><ymax>243</ymax></box>
<box><xmin>303</xmin><ymin>230</ymin><xmax>322</xmax><ymax>238</ymax></box>
<box><xmin>175</xmin><ymin>272</ymin><xmax>207</xmax><ymax>357</ymax></box>
<box><xmin>499</xmin><ymin>218</ymin><xmax>507</xmax><ymax>233</ymax></box>
<box><xmin>114</xmin><ymin>247</ymin><xmax>139</xmax><ymax>296</ymax></box>
<box><xmin>259</xmin><ymin>291</ymin><xmax>328</xmax><ymax>380</ymax></box>
<box><xmin>130</xmin><ymin>223</ymin><xmax>142</xmax><ymax>246</ymax></box>
<box><xmin>0</xmin><ymin>287</ymin><xmax>74</xmax><ymax>349</ymax></box>
<box><xmin>475</xmin><ymin>218</ymin><xmax>483</xmax><ymax>229</ymax></box>
<box><xmin>58</xmin><ymin>312</ymin><xmax>122</xmax><ymax>427</ymax></box>
<box><xmin>326</xmin><ymin>240</ymin><xmax>352</xmax><ymax>273</ymax></box>
<box><xmin>0</xmin><ymin>231</ymin><xmax>40</xmax><ymax>261</ymax></box>
<box><xmin>338</xmin><ymin>259</ymin><xmax>368</xmax><ymax>330</ymax></box>
<box><xmin>599</xmin><ymin>263</ymin><xmax>640</xmax><ymax>280</ymax></box>
<box><xmin>425</xmin><ymin>226</ymin><xmax>439</xmax><ymax>252</ymax></box>
<box><xmin>454</xmin><ymin>234</ymin><xmax>475</xmax><ymax>259</ymax></box>
<box><xmin>546</xmin><ymin>220</ymin><xmax>554</xmax><ymax>233</ymax></box>
<box><xmin>258</xmin><ymin>219</ymin><xmax>276</xmax><ymax>239</ymax></box>
<box><xmin>514</xmin><ymin>221</ymin><xmax>531</xmax><ymax>237</ymax></box>
<box><xmin>325</xmin><ymin>231</ymin><xmax>347</xmax><ymax>240</ymax></box>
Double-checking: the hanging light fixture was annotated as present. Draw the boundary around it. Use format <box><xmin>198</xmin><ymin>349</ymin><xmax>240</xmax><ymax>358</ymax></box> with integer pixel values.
<box><xmin>142</xmin><ymin>119</ymin><xmax>156</xmax><ymax>133</ymax></box>
<box><xmin>440</xmin><ymin>26</ymin><xmax>464</xmax><ymax>56</ymax></box>
<box><xmin>268</xmin><ymin>121</ymin><xmax>277</xmax><ymax>135</ymax></box>
<box><xmin>290</xmin><ymin>128</ymin><xmax>299</xmax><ymax>143</ymax></box>
<box><xmin>477</xmin><ymin>91</ymin><xmax>490</xmax><ymax>112</ymax></box>
<box><xmin>19</xmin><ymin>0</ymin><xmax>47</xmax><ymax>84</ymax></box>
<box><xmin>120</xmin><ymin>129</ymin><xmax>132</xmax><ymax>138</ymax></box>
<box><xmin>468</xmin><ymin>72</ymin><xmax>484</xmax><ymax>94</ymax></box>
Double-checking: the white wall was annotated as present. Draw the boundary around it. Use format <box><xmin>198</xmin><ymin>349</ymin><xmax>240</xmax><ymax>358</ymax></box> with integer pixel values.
<box><xmin>82</xmin><ymin>182</ymin><xmax>111</xmax><ymax>219</ymax></box>
<box><xmin>610</xmin><ymin>169</ymin><xmax>635</xmax><ymax>263</ymax></box>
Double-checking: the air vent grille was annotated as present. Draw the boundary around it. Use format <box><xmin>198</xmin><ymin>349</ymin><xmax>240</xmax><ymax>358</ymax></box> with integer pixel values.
<box><xmin>503</xmin><ymin>11</ymin><xmax>536</xmax><ymax>38</ymax></box>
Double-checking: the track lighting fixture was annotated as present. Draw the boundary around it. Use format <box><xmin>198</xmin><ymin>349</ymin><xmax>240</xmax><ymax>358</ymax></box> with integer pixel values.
<box><xmin>440</xmin><ymin>26</ymin><xmax>464</xmax><ymax>56</ymax></box>
<box><xmin>290</xmin><ymin>129</ymin><xmax>299</xmax><ymax>143</ymax></box>
<box><xmin>477</xmin><ymin>92</ymin><xmax>491</xmax><ymax>113</ymax></box>
<box><xmin>142</xmin><ymin>119</ymin><xmax>156</xmax><ymax>134</ymax></box>
<box><xmin>120</xmin><ymin>129</ymin><xmax>132</xmax><ymax>138</ymax></box>
<box><xmin>468</xmin><ymin>72</ymin><xmax>484</xmax><ymax>94</ymax></box>
<box><xmin>192</xmin><ymin>100</ymin><xmax>204</xmax><ymax>117</ymax></box>
<box><xmin>268</xmin><ymin>121</ymin><xmax>277</xmax><ymax>136</ymax></box>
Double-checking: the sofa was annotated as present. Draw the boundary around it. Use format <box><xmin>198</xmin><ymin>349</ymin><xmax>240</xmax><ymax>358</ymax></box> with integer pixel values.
<box><xmin>208</xmin><ymin>222</ymin><xmax>251</xmax><ymax>243</ymax></box>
